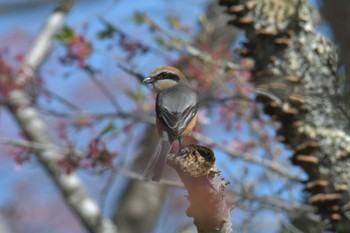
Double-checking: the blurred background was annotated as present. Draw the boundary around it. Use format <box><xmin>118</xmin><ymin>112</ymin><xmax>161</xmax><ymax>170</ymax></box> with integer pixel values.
<box><xmin>0</xmin><ymin>0</ymin><xmax>346</xmax><ymax>232</ymax></box>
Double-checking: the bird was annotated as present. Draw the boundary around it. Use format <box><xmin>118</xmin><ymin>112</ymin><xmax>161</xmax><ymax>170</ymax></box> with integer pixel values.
<box><xmin>142</xmin><ymin>66</ymin><xmax>199</xmax><ymax>181</ymax></box>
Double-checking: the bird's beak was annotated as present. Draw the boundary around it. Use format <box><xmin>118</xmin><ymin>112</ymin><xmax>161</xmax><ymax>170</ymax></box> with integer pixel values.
<box><xmin>143</xmin><ymin>76</ymin><xmax>154</xmax><ymax>84</ymax></box>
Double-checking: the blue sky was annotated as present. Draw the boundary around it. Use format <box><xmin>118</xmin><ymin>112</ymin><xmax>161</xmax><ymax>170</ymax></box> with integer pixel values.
<box><xmin>1</xmin><ymin>0</ymin><xmax>210</xmax><ymax>232</ymax></box>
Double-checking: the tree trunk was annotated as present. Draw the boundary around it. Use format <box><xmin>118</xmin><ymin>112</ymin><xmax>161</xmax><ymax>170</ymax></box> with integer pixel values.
<box><xmin>219</xmin><ymin>0</ymin><xmax>350</xmax><ymax>231</ymax></box>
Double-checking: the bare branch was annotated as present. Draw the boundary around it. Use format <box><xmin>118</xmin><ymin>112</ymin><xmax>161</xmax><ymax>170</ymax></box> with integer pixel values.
<box><xmin>38</xmin><ymin>107</ymin><xmax>154</xmax><ymax>124</ymax></box>
<box><xmin>84</xmin><ymin>66</ymin><xmax>123</xmax><ymax>112</ymax></box>
<box><xmin>229</xmin><ymin>189</ymin><xmax>317</xmax><ymax>221</ymax></box>
<box><xmin>192</xmin><ymin>132</ymin><xmax>301</xmax><ymax>181</ymax></box>
<box><xmin>3</xmin><ymin>1</ymin><xmax>118</xmax><ymax>232</ymax></box>
<box><xmin>0</xmin><ymin>137</ymin><xmax>182</xmax><ymax>188</ymax></box>
<box><xmin>6</xmin><ymin>92</ymin><xmax>117</xmax><ymax>233</ymax></box>
<box><xmin>0</xmin><ymin>137</ymin><xmax>82</xmax><ymax>157</ymax></box>
<box><xmin>42</xmin><ymin>89</ymin><xmax>81</xmax><ymax>111</ymax></box>
<box><xmin>19</xmin><ymin>0</ymin><xmax>74</xmax><ymax>85</ymax></box>
<box><xmin>2</xmin><ymin>136</ymin><xmax>320</xmax><ymax>228</ymax></box>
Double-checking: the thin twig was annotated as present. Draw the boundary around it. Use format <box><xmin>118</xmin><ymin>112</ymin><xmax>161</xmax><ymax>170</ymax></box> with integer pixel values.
<box><xmin>192</xmin><ymin>132</ymin><xmax>302</xmax><ymax>181</ymax></box>
<box><xmin>0</xmin><ymin>137</ymin><xmax>181</xmax><ymax>188</ymax></box>
<box><xmin>85</xmin><ymin>66</ymin><xmax>123</xmax><ymax>112</ymax></box>
<box><xmin>1</xmin><ymin>136</ymin><xmax>318</xmax><ymax>220</ymax></box>
<box><xmin>4</xmin><ymin>1</ymin><xmax>118</xmax><ymax>232</ymax></box>
<box><xmin>117</xmin><ymin>63</ymin><xmax>146</xmax><ymax>83</ymax></box>
<box><xmin>229</xmin><ymin>189</ymin><xmax>316</xmax><ymax>219</ymax></box>
<box><xmin>38</xmin><ymin>107</ymin><xmax>155</xmax><ymax>124</ymax></box>
<box><xmin>43</xmin><ymin>89</ymin><xmax>81</xmax><ymax>110</ymax></box>
<box><xmin>0</xmin><ymin>137</ymin><xmax>82</xmax><ymax>157</ymax></box>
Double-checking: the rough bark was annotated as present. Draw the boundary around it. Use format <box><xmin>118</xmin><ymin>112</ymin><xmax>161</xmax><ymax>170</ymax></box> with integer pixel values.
<box><xmin>321</xmin><ymin>1</ymin><xmax>350</xmax><ymax>103</ymax></box>
<box><xmin>219</xmin><ymin>0</ymin><xmax>350</xmax><ymax>232</ymax></box>
<box><xmin>168</xmin><ymin>145</ymin><xmax>232</xmax><ymax>233</ymax></box>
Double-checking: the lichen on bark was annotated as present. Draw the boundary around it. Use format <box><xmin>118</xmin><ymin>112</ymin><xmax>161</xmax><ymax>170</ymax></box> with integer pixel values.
<box><xmin>219</xmin><ymin>0</ymin><xmax>350</xmax><ymax>231</ymax></box>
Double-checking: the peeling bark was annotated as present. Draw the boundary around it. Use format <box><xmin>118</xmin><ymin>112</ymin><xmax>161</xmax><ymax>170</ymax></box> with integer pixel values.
<box><xmin>168</xmin><ymin>145</ymin><xmax>233</xmax><ymax>233</ymax></box>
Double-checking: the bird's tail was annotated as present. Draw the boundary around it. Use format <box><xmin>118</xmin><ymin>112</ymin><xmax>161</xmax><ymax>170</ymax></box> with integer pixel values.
<box><xmin>142</xmin><ymin>131</ymin><xmax>172</xmax><ymax>181</ymax></box>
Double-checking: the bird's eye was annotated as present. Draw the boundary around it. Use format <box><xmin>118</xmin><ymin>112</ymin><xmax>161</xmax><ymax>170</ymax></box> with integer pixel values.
<box><xmin>156</xmin><ymin>71</ymin><xmax>180</xmax><ymax>81</ymax></box>
<box><xmin>160</xmin><ymin>72</ymin><xmax>168</xmax><ymax>79</ymax></box>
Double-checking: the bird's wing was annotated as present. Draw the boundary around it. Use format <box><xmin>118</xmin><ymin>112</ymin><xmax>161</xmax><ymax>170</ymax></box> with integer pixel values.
<box><xmin>156</xmin><ymin>85</ymin><xmax>199</xmax><ymax>140</ymax></box>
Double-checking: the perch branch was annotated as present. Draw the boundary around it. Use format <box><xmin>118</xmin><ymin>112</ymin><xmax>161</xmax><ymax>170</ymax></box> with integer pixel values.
<box><xmin>168</xmin><ymin>145</ymin><xmax>233</xmax><ymax>233</ymax></box>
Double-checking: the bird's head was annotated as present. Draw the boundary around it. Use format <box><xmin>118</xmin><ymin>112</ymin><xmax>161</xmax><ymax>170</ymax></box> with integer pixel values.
<box><xmin>143</xmin><ymin>66</ymin><xmax>189</xmax><ymax>92</ymax></box>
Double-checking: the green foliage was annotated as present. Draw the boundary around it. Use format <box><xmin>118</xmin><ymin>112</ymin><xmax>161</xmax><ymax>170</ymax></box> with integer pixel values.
<box><xmin>155</xmin><ymin>37</ymin><xmax>166</xmax><ymax>47</ymax></box>
<box><xmin>167</xmin><ymin>16</ymin><xmax>181</xmax><ymax>30</ymax></box>
<box><xmin>97</xmin><ymin>20</ymin><xmax>116</xmax><ymax>39</ymax></box>
<box><xmin>133</xmin><ymin>11</ymin><xmax>149</xmax><ymax>24</ymax></box>
<box><xmin>54</xmin><ymin>25</ymin><xmax>75</xmax><ymax>43</ymax></box>
<box><xmin>125</xmin><ymin>87</ymin><xmax>145</xmax><ymax>102</ymax></box>
<box><xmin>98</xmin><ymin>121</ymin><xmax>117</xmax><ymax>139</ymax></box>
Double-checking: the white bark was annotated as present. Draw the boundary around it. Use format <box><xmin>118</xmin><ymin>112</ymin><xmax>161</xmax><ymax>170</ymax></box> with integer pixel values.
<box><xmin>4</xmin><ymin>1</ymin><xmax>118</xmax><ymax>232</ymax></box>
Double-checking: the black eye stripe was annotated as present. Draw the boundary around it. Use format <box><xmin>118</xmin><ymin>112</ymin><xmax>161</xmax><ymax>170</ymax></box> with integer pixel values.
<box><xmin>156</xmin><ymin>72</ymin><xmax>180</xmax><ymax>81</ymax></box>
<box><xmin>161</xmin><ymin>72</ymin><xmax>168</xmax><ymax>78</ymax></box>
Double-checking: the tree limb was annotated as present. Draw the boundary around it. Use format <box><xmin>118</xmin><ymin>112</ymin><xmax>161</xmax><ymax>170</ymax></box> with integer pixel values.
<box><xmin>219</xmin><ymin>0</ymin><xmax>350</xmax><ymax>231</ymax></box>
<box><xmin>168</xmin><ymin>145</ymin><xmax>233</xmax><ymax>233</ymax></box>
<box><xmin>192</xmin><ymin>132</ymin><xmax>301</xmax><ymax>181</ymax></box>
<box><xmin>2</xmin><ymin>1</ymin><xmax>118</xmax><ymax>232</ymax></box>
